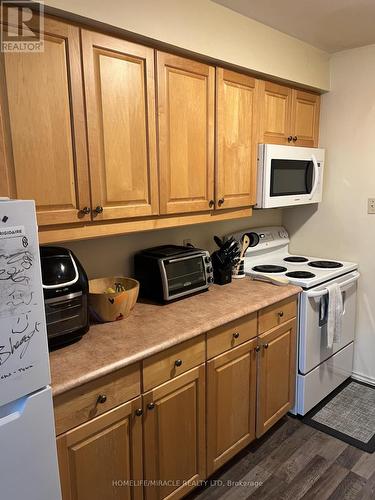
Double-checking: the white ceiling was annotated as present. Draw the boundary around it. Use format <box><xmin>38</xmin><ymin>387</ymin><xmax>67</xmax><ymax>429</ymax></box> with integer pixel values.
<box><xmin>212</xmin><ymin>0</ymin><xmax>375</xmax><ymax>53</ymax></box>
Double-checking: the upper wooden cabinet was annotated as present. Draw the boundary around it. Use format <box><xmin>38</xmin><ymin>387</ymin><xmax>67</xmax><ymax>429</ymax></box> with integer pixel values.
<box><xmin>216</xmin><ymin>69</ymin><xmax>258</xmax><ymax>209</ymax></box>
<box><xmin>259</xmin><ymin>80</ymin><xmax>320</xmax><ymax>147</ymax></box>
<box><xmin>256</xmin><ymin>319</ymin><xmax>297</xmax><ymax>437</ymax></box>
<box><xmin>157</xmin><ymin>52</ymin><xmax>215</xmax><ymax>214</ymax></box>
<box><xmin>291</xmin><ymin>89</ymin><xmax>320</xmax><ymax>147</ymax></box>
<box><xmin>81</xmin><ymin>30</ymin><xmax>159</xmax><ymax>220</ymax></box>
<box><xmin>0</xmin><ymin>16</ymin><xmax>90</xmax><ymax>226</ymax></box>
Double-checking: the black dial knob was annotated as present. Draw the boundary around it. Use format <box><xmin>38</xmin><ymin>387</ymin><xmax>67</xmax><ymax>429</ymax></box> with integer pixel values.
<box><xmin>207</xmin><ymin>266</ymin><xmax>213</xmax><ymax>273</ymax></box>
<box><xmin>205</xmin><ymin>256</ymin><xmax>211</xmax><ymax>264</ymax></box>
<box><xmin>208</xmin><ymin>277</ymin><xmax>214</xmax><ymax>284</ymax></box>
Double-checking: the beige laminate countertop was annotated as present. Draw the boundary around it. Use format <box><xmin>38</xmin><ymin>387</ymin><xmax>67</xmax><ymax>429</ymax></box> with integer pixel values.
<box><xmin>50</xmin><ymin>279</ymin><xmax>301</xmax><ymax>396</ymax></box>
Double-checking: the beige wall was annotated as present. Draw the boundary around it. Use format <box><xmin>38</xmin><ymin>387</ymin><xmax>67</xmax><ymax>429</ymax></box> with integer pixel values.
<box><xmin>283</xmin><ymin>45</ymin><xmax>375</xmax><ymax>383</ymax></box>
<box><xmin>64</xmin><ymin>210</ymin><xmax>281</xmax><ymax>278</ymax></box>
<box><xmin>44</xmin><ymin>0</ymin><xmax>330</xmax><ymax>90</ymax></box>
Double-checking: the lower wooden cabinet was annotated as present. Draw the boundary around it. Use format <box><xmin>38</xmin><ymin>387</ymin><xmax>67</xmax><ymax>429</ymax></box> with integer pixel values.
<box><xmin>256</xmin><ymin>319</ymin><xmax>297</xmax><ymax>437</ymax></box>
<box><xmin>57</xmin><ymin>397</ymin><xmax>143</xmax><ymax>500</ymax></box>
<box><xmin>143</xmin><ymin>365</ymin><xmax>206</xmax><ymax>500</ymax></box>
<box><xmin>207</xmin><ymin>338</ymin><xmax>257</xmax><ymax>474</ymax></box>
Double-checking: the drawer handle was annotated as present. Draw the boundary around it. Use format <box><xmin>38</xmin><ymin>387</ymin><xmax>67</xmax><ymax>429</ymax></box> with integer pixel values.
<box><xmin>174</xmin><ymin>359</ymin><xmax>183</xmax><ymax>367</ymax></box>
<box><xmin>264</xmin><ymin>343</ymin><xmax>269</xmax><ymax>349</ymax></box>
<box><xmin>287</xmin><ymin>135</ymin><xmax>293</xmax><ymax>143</ymax></box>
<box><xmin>293</xmin><ymin>136</ymin><xmax>298</xmax><ymax>142</ymax></box>
<box><xmin>135</xmin><ymin>408</ymin><xmax>143</xmax><ymax>417</ymax></box>
<box><xmin>96</xmin><ymin>394</ymin><xmax>107</xmax><ymax>405</ymax></box>
<box><xmin>233</xmin><ymin>332</ymin><xmax>240</xmax><ymax>339</ymax></box>
<box><xmin>255</xmin><ymin>345</ymin><xmax>260</xmax><ymax>352</ymax></box>
<box><xmin>278</xmin><ymin>311</ymin><xmax>284</xmax><ymax>318</ymax></box>
<box><xmin>147</xmin><ymin>402</ymin><xmax>155</xmax><ymax>410</ymax></box>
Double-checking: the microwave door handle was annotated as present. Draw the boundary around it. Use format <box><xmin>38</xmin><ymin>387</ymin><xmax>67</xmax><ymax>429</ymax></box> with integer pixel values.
<box><xmin>306</xmin><ymin>271</ymin><xmax>360</xmax><ymax>299</ymax></box>
<box><xmin>309</xmin><ymin>154</ymin><xmax>320</xmax><ymax>200</ymax></box>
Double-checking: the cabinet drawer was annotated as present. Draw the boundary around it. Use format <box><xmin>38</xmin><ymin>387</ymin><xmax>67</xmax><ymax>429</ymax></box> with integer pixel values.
<box><xmin>207</xmin><ymin>313</ymin><xmax>257</xmax><ymax>359</ymax></box>
<box><xmin>142</xmin><ymin>336</ymin><xmax>205</xmax><ymax>391</ymax></box>
<box><xmin>258</xmin><ymin>297</ymin><xmax>297</xmax><ymax>334</ymax></box>
<box><xmin>53</xmin><ymin>363</ymin><xmax>141</xmax><ymax>435</ymax></box>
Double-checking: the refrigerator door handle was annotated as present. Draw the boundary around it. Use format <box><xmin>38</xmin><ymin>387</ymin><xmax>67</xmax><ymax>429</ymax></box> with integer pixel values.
<box><xmin>0</xmin><ymin>396</ymin><xmax>27</xmax><ymax>426</ymax></box>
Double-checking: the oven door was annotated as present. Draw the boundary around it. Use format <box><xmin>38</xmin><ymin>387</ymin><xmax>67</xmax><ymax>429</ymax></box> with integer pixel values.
<box><xmin>258</xmin><ymin>144</ymin><xmax>325</xmax><ymax>208</ymax></box>
<box><xmin>298</xmin><ymin>271</ymin><xmax>360</xmax><ymax>375</ymax></box>
<box><xmin>161</xmin><ymin>254</ymin><xmax>208</xmax><ymax>300</ymax></box>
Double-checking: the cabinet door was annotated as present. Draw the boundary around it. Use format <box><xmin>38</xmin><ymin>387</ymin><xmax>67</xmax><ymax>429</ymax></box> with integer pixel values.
<box><xmin>157</xmin><ymin>52</ymin><xmax>214</xmax><ymax>214</ymax></box>
<box><xmin>81</xmin><ymin>30</ymin><xmax>158</xmax><ymax>221</ymax></box>
<box><xmin>57</xmin><ymin>397</ymin><xmax>143</xmax><ymax>500</ymax></box>
<box><xmin>291</xmin><ymin>89</ymin><xmax>320</xmax><ymax>147</ymax></box>
<box><xmin>143</xmin><ymin>365</ymin><xmax>206</xmax><ymax>500</ymax></box>
<box><xmin>260</xmin><ymin>81</ymin><xmax>292</xmax><ymax>145</ymax></box>
<box><xmin>216</xmin><ymin>68</ymin><xmax>258</xmax><ymax>209</ymax></box>
<box><xmin>0</xmin><ymin>15</ymin><xmax>90</xmax><ymax>225</ymax></box>
<box><xmin>207</xmin><ymin>338</ymin><xmax>257</xmax><ymax>475</ymax></box>
<box><xmin>257</xmin><ymin>319</ymin><xmax>297</xmax><ymax>437</ymax></box>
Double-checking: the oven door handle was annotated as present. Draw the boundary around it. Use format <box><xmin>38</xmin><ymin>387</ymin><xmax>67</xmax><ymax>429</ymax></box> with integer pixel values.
<box><xmin>309</xmin><ymin>154</ymin><xmax>320</xmax><ymax>200</ymax></box>
<box><xmin>306</xmin><ymin>271</ymin><xmax>360</xmax><ymax>298</ymax></box>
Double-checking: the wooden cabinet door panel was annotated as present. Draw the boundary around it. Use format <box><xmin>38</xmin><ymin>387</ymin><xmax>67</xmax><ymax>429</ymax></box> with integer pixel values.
<box><xmin>257</xmin><ymin>319</ymin><xmax>297</xmax><ymax>437</ymax></box>
<box><xmin>82</xmin><ymin>30</ymin><xmax>158</xmax><ymax>221</ymax></box>
<box><xmin>260</xmin><ymin>81</ymin><xmax>292</xmax><ymax>145</ymax></box>
<box><xmin>157</xmin><ymin>52</ymin><xmax>214</xmax><ymax>214</ymax></box>
<box><xmin>216</xmin><ymin>68</ymin><xmax>258</xmax><ymax>209</ymax></box>
<box><xmin>143</xmin><ymin>365</ymin><xmax>206</xmax><ymax>500</ymax></box>
<box><xmin>292</xmin><ymin>89</ymin><xmax>320</xmax><ymax>147</ymax></box>
<box><xmin>0</xmin><ymin>15</ymin><xmax>90</xmax><ymax>225</ymax></box>
<box><xmin>207</xmin><ymin>339</ymin><xmax>257</xmax><ymax>474</ymax></box>
<box><xmin>57</xmin><ymin>397</ymin><xmax>143</xmax><ymax>500</ymax></box>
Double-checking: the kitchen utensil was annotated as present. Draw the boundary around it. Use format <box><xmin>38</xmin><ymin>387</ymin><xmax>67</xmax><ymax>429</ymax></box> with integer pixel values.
<box><xmin>89</xmin><ymin>276</ymin><xmax>139</xmax><ymax>322</ymax></box>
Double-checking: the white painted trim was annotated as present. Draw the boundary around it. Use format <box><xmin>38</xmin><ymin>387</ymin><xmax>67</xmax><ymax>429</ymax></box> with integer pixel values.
<box><xmin>351</xmin><ymin>371</ymin><xmax>375</xmax><ymax>387</ymax></box>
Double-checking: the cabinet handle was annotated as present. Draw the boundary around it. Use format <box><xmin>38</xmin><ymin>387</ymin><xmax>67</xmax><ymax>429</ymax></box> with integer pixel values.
<box><xmin>96</xmin><ymin>394</ymin><xmax>107</xmax><ymax>405</ymax></box>
<box><xmin>287</xmin><ymin>136</ymin><xmax>293</xmax><ymax>142</ymax></box>
<box><xmin>94</xmin><ymin>205</ymin><xmax>104</xmax><ymax>214</ymax></box>
<box><xmin>147</xmin><ymin>402</ymin><xmax>155</xmax><ymax>410</ymax></box>
<box><xmin>174</xmin><ymin>359</ymin><xmax>183</xmax><ymax>367</ymax></box>
<box><xmin>135</xmin><ymin>408</ymin><xmax>143</xmax><ymax>417</ymax></box>
<box><xmin>264</xmin><ymin>343</ymin><xmax>269</xmax><ymax>349</ymax></box>
<box><xmin>78</xmin><ymin>206</ymin><xmax>91</xmax><ymax>218</ymax></box>
<box><xmin>233</xmin><ymin>332</ymin><xmax>240</xmax><ymax>339</ymax></box>
<box><xmin>218</xmin><ymin>198</ymin><xmax>225</xmax><ymax>207</ymax></box>
<box><xmin>278</xmin><ymin>311</ymin><xmax>284</xmax><ymax>318</ymax></box>
<box><xmin>209</xmin><ymin>200</ymin><xmax>215</xmax><ymax>208</ymax></box>
<box><xmin>255</xmin><ymin>345</ymin><xmax>260</xmax><ymax>352</ymax></box>
<box><xmin>293</xmin><ymin>136</ymin><xmax>297</xmax><ymax>142</ymax></box>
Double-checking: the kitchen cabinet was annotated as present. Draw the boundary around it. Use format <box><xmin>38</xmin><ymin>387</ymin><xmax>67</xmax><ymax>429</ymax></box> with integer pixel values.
<box><xmin>157</xmin><ymin>52</ymin><xmax>215</xmax><ymax>214</ymax></box>
<box><xmin>81</xmin><ymin>30</ymin><xmax>158</xmax><ymax>221</ymax></box>
<box><xmin>216</xmin><ymin>68</ymin><xmax>258</xmax><ymax>209</ymax></box>
<box><xmin>143</xmin><ymin>365</ymin><xmax>206</xmax><ymax>500</ymax></box>
<box><xmin>207</xmin><ymin>338</ymin><xmax>257</xmax><ymax>474</ymax></box>
<box><xmin>259</xmin><ymin>80</ymin><xmax>320</xmax><ymax>147</ymax></box>
<box><xmin>256</xmin><ymin>318</ymin><xmax>297</xmax><ymax>437</ymax></box>
<box><xmin>0</xmin><ymin>15</ymin><xmax>90</xmax><ymax>226</ymax></box>
<box><xmin>57</xmin><ymin>397</ymin><xmax>143</xmax><ymax>500</ymax></box>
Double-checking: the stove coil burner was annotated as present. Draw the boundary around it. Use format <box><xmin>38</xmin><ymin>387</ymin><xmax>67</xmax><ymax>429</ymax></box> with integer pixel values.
<box><xmin>252</xmin><ymin>265</ymin><xmax>287</xmax><ymax>273</ymax></box>
<box><xmin>308</xmin><ymin>260</ymin><xmax>343</xmax><ymax>269</ymax></box>
<box><xmin>286</xmin><ymin>271</ymin><xmax>316</xmax><ymax>279</ymax></box>
<box><xmin>283</xmin><ymin>256</ymin><xmax>309</xmax><ymax>263</ymax></box>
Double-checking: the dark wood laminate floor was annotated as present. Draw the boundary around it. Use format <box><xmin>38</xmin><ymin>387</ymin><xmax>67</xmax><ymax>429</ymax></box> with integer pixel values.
<box><xmin>188</xmin><ymin>416</ymin><xmax>375</xmax><ymax>500</ymax></box>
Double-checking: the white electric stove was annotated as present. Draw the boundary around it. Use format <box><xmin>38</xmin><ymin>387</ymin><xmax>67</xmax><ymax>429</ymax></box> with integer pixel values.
<box><xmin>231</xmin><ymin>226</ymin><xmax>360</xmax><ymax>415</ymax></box>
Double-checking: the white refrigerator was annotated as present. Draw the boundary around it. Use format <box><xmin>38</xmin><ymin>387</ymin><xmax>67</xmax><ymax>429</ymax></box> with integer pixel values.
<box><xmin>0</xmin><ymin>200</ymin><xmax>61</xmax><ymax>500</ymax></box>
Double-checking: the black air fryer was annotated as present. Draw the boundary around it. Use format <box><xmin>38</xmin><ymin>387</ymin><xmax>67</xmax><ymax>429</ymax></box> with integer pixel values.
<box><xmin>40</xmin><ymin>246</ymin><xmax>89</xmax><ymax>350</ymax></box>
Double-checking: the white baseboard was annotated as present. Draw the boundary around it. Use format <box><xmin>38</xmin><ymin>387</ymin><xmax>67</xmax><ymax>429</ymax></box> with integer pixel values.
<box><xmin>351</xmin><ymin>371</ymin><xmax>375</xmax><ymax>386</ymax></box>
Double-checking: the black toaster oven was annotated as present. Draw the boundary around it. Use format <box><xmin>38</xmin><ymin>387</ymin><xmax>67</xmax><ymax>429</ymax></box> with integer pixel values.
<box><xmin>134</xmin><ymin>245</ymin><xmax>213</xmax><ymax>302</ymax></box>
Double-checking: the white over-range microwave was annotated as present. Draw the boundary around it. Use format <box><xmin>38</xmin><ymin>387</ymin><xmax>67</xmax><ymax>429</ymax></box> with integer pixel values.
<box><xmin>256</xmin><ymin>144</ymin><xmax>325</xmax><ymax>208</ymax></box>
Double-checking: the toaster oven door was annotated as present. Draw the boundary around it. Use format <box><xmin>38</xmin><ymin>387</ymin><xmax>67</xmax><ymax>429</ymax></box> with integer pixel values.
<box><xmin>162</xmin><ymin>255</ymin><xmax>207</xmax><ymax>299</ymax></box>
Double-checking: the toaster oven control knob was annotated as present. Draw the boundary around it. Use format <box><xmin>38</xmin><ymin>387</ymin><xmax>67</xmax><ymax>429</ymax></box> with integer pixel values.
<box><xmin>208</xmin><ymin>277</ymin><xmax>214</xmax><ymax>284</ymax></box>
<box><xmin>205</xmin><ymin>256</ymin><xmax>211</xmax><ymax>264</ymax></box>
<box><xmin>96</xmin><ymin>394</ymin><xmax>107</xmax><ymax>405</ymax></box>
<box><xmin>174</xmin><ymin>359</ymin><xmax>183</xmax><ymax>367</ymax></box>
<box><xmin>207</xmin><ymin>266</ymin><xmax>213</xmax><ymax>273</ymax></box>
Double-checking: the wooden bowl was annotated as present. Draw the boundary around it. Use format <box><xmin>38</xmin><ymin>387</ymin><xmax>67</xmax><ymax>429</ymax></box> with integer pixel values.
<box><xmin>88</xmin><ymin>277</ymin><xmax>139</xmax><ymax>322</ymax></box>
